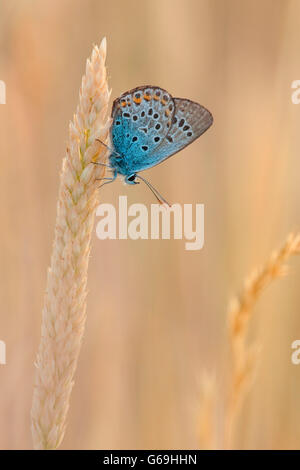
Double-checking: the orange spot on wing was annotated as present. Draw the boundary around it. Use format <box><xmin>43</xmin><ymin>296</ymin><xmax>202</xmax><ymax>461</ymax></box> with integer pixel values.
<box><xmin>121</xmin><ymin>101</ymin><xmax>127</xmax><ymax>107</ymax></box>
<box><xmin>161</xmin><ymin>99</ymin><xmax>167</xmax><ymax>106</ymax></box>
<box><xmin>164</xmin><ymin>109</ymin><xmax>170</xmax><ymax>117</ymax></box>
<box><xmin>133</xmin><ymin>97</ymin><xmax>142</xmax><ymax>104</ymax></box>
<box><xmin>144</xmin><ymin>94</ymin><xmax>152</xmax><ymax>101</ymax></box>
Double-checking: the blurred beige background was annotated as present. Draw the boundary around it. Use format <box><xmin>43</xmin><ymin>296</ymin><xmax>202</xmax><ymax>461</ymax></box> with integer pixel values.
<box><xmin>0</xmin><ymin>0</ymin><xmax>300</xmax><ymax>449</ymax></box>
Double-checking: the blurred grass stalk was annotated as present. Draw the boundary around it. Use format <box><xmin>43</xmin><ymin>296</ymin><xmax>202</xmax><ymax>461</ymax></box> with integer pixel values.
<box><xmin>225</xmin><ymin>233</ymin><xmax>300</xmax><ymax>448</ymax></box>
<box><xmin>31</xmin><ymin>38</ymin><xmax>111</xmax><ymax>449</ymax></box>
<box><xmin>198</xmin><ymin>233</ymin><xmax>300</xmax><ymax>449</ymax></box>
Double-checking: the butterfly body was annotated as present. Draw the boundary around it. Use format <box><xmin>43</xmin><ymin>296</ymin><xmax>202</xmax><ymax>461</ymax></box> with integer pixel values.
<box><xmin>99</xmin><ymin>85</ymin><xmax>213</xmax><ymax>203</ymax></box>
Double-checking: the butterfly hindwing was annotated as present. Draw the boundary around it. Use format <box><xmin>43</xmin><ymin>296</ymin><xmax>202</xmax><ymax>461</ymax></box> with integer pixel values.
<box><xmin>111</xmin><ymin>86</ymin><xmax>176</xmax><ymax>174</ymax></box>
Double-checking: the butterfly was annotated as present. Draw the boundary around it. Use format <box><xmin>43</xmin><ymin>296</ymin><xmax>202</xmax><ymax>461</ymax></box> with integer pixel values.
<box><xmin>94</xmin><ymin>86</ymin><xmax>213</xmax><ymax>204</ymax></box>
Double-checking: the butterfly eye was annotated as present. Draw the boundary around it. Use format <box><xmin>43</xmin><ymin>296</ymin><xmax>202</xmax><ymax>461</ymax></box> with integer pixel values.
<box><xmin>166</xmin><ymin>135</ymin><xmax>173</xmax><ymax>143</ymax></box>
<box><xmin>178</xmin><ymin>119</ymin><xmax>185</xmax><ymax>127</ymax></box>
<box><xmin>141</xmin><ymin>145</ymin><xmax>148</xmax><ymax>151</ymax></box>
<box><xmin>155</xmin><ymin>123</ymin><xmax>161</xmax><ymax>130</ymax></box>
<box><xmin>153</xmin><ymin>113</ymin><xmax>159</xmax><ymax>119</ymax></box>
<box><xmin>154</xmin><ymin>137</ymin><xmax>160</xmax><ymax>143</ymax></box>
<box><xmin>183</xmin><ymin>125</ymin><xmax>190</xmax><ymax>131</ymax></box>
<box><xmin>172</xmin><ymin>117</ymin><xmax>177</xmax><ymax>124</ymax></box>
<box><xmin>127</xmin><ymin>174</ymin><xmax>136</xmax><ymax>182</ymax></box>
<box><xmin>133</xmin><ymin>115</ymin><xmax>138</xmax><ymax>121</ymax></box>
<box><xmin>132</xmin><ymin>136</ymin><xmax>138</xmax><ymax>142</ymax></box>
<box><xmin>123</xmin><ymin>113</ymin><xmax>130</xmax><ymax>118</ymax></box>
<box><xmin>187</xmin><ymin>132</ymin><xmax>193</xmax><ymax>137</ymax></box>
<box><xmin>141</xmin><ymin>111</ymin><xmax>145</xmax><ymax>117</ymax></box>
<box><xmin>148</xmin><ymin>108</ymin><xmax>153</xmax><ymax>116</ymax></box>
<box><xmin>116</xmin><ymin>121</ymin><xmax>121</xmax><ymax>125</ymax></box>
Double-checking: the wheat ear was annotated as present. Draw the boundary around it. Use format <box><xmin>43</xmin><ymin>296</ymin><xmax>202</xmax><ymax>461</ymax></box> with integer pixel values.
<box><xmin>31</xmin><ymin>38</ymin><xmax>111</xmax><ymax>450</ymax></box>
<box><xmin>225</xmin><ymin>233</ymin><xmax>300</xmax><ymax>448</ymax></box>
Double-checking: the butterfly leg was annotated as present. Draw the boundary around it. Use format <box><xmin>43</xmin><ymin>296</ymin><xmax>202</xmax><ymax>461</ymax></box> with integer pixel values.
<box><xmin>96</xmin><ymin>169</ymin><xmax>117</xmax><ymax>189</ymax></box>
<box><xmin>95</xmin><ymin>139</ymin><xmax>121</xmax><ymax>157</ymax></box>
<box><xmin>91</xmin><ymin>161</ymin><xmax>112</xmax><ymax>168</ymax></box>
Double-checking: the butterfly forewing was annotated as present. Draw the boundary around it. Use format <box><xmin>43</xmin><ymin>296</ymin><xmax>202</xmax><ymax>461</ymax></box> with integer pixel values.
<box><xmin>145</xmin><ymin>98</ymin><xmax>213</xmax><ymax>166</ymax></box>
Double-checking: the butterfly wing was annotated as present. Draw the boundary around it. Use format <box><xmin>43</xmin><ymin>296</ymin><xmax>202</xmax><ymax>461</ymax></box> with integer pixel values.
<box><xmin>110</xmin><ymin>86</ymin><xmax>175</xmax><ymax>174</ymax></box>
<box><xmin>144</xmin><ymin>98</ymin><xmax>213</xmax><ymax>167</ymax></box>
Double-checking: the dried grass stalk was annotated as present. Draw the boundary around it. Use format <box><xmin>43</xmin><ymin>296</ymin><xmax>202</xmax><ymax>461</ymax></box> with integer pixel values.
<box><xmin>198</xmin><ymin>372</ymin><xmax>217</xmax><ymax>449</ymax></box>
<box><xmin>31</xmin><ymin>38</ymin><xmax>111</xmax><ymax>450</ymax></box>
<box><xmin>225</xmin><ymin>233</ymin><xmax>300</xmax><ymax>448</ymax></box>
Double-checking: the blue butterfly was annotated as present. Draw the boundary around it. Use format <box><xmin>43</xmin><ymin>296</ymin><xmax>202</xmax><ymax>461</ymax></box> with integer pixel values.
<box><xmin>95</xmin><ymin>86</ymin><xmax>213</xmax><ymax>204</ymax></box>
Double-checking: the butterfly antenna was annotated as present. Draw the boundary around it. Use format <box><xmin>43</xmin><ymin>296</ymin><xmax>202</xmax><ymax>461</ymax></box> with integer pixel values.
<box><xmin>135</xmin><ymin>174</ymin><xmax>171</xmax><ymax>206</ymax></box>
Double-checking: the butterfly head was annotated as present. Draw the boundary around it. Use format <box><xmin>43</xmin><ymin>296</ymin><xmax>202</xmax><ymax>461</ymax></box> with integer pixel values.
<box><xmin>125</xmin><ymin>174</ymin><xmax>138</xmax><ymax>185</ymax></box>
